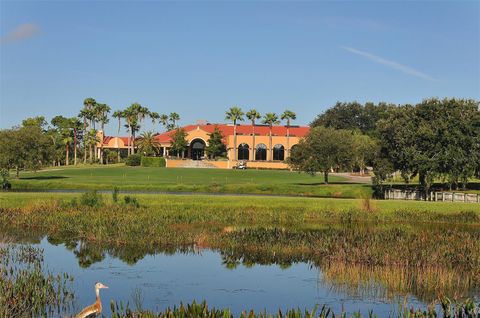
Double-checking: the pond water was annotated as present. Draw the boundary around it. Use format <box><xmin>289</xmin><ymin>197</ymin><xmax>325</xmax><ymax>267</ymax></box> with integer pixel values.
<box><xmin>31</xmin><ymin>238</ymin><xmax>430</xmax><ymax>317</ymax></box>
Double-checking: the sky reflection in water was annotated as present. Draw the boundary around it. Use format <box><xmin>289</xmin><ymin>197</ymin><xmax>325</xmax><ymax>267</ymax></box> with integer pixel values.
<box><xmin>36</xmin><ymin>238</ymin><xmax>423</xmax><ymax>317</ymax></box>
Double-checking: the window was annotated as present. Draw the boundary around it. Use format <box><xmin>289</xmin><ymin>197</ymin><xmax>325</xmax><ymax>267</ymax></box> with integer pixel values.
<box><xmin>255</xmin><ymin>143</ymin><xmax>267</xmax><ymax>161</ymax></box>
<box><xmin>238</xmin><ymin>143</ymin><xmax>249</xmax><ymax>160</ymax></box>
<box><xmin>273</xmin><ymin>144</ymin><xmax>285</xmax><ymax>161</ymax></box>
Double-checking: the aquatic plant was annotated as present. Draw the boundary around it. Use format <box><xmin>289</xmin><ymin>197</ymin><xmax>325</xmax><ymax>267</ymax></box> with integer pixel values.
<box><xmin>109</xmin><ymin>299</ymin><xmax>480</xmax><ymax>318</ymax></box>
<box><xmin>0</xmin><ymin>244</ymin><xmax>75</xmax><ymax>317</ymax></box>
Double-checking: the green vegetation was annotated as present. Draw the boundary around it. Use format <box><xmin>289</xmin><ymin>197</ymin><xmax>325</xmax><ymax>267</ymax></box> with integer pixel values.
<box><xmin>125</xmin><ymin>154</ymin><xmax>142</xmax><ymax>166</ymax></box>
<box><xmin>141</xmin><ymin>156</ymin><xmax>166</xmax><ymax>167</ymax></box>
<box><xmin>0</xmin><ymin>244</ymin><xmax>74</xmax><ymax>317</ymax></box>
<box><xmin>1</xmin><ymin>192</ymin><xmax>479</xmax><ymax>299</ymax></box>
<box><xmin>206</xmin><ymin>126</ymin><xmax>227</xmax><ymax>159</ymax></box>
<box><xmin>109</xmin><ymin>299</ymin><xmax>480</xmax><ymax>318</ymax></box>
<box><xmin>8</xmin><ymin>165</ymin><xmax>370</xmax><ymax>197</ymax></box>
<box><xmin>308</xmin><ymin>99</ymin><xmax>480</xmax><ymax>193</ymax></box>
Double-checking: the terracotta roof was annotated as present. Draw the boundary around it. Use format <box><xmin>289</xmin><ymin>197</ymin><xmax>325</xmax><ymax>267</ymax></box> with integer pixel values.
<box><xmin>102</xmin><ymin>136</ymin><xmax>133</xmax><ymax>146</ymax></box>
<box><xmin>153</xmin><ymin>124</ymin><xmax>309</xmax><ymax>143</ymax></box>
<box><xmin>102</xmin><ymin>124</ymin><xmax>310</xmax><ymax>145</ymax></box>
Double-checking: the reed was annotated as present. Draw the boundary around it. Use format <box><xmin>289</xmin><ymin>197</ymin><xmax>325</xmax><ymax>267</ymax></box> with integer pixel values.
<box><xmin>0</xmin><ymin>244</ymin><xmax>74</xmax><ymax>317</ymax></box>
<box><xmin>109</xmin><ymin>299</ymin><xmax>480</xmax><ymax>318</ymax></box>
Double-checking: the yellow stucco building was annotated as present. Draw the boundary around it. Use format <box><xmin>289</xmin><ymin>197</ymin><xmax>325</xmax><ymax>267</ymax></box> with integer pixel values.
<box><xmin>98</xmin><ymin>123</ymin><xmax>309</xmax><ymax>169</ymax></box>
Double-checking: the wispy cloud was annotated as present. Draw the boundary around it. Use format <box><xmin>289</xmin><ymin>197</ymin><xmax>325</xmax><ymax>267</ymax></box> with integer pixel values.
<box><xmin>342</xmin><ymin>46</ymin><xmax>437</xmax><ymax>81</ymax></box>
<box><xmin>1</xmin><ymin>23</ymin><xmax>40</xmax><ymax>45</ymax></box>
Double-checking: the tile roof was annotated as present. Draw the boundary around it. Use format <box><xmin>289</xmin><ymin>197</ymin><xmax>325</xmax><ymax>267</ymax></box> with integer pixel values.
<box><xmin>154</xmin><ymin>124</ymin><xmax>309</xmax><ymax>143</ymax></box>
<box><xmin>102</xmin><ymin>124</ymin><xmax>309</xmax><ymax>144</ymax></box>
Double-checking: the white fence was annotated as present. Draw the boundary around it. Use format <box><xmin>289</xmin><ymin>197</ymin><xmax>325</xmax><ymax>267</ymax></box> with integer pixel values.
<box><xmin>384</xmin><ymin>189</ymin><xmax>480</xmax><ymax>203</ymax></box>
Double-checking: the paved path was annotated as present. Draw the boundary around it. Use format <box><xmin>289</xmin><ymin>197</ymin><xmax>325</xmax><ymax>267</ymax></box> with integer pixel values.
<box><xmin>332</xmin><ymin>173</ymin><xmax>372</xmax><ymax>184</ymax></box>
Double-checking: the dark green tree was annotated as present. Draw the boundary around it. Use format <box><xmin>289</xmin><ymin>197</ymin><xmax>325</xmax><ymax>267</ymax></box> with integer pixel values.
<box><xmin>206</xmin><ymin>126</ymin><xmax>227</xmax><ymax>159</ymax></box>
<box><xmin>170</xmin><ymin>128</ymin><xmax>188</xmax><ymax>158</ymax></box>
<box><xmin>288</xmin><ymin>126</ymin><xmax>354</xmax><ymax>184</ymax></box>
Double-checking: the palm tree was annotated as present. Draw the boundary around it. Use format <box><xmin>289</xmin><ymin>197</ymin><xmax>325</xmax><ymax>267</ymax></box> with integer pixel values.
<box><xmin>262</xmin><ymin>113</ymin><xmax>280</xmax><ymax>161</ymax></box>
<box><xmin>67</xmin><ymin>117</ymin><xmax>82</xmax><ymax>166</ymax></box>
<box><xmin>281</xmin><ymin>110</ymin><xmax>296</xmax><ymax>158</ymax></box>
<box><xmin>137</xmin><ymin>131</ymin><xmax>161</xmax><ymax>156</ymax></box>
<box><xmin>246</xmin><ymin>109</ymin><xmax>261</xmax><ymax>160</ymax></box>
<box><xmin>82</xmin><ymin>98</ymin><xmax>96</xmax><ymax>163</ymax></box>
<box><xmin>123</xmin><ymin>103</ymin><xmax>150</xmax><ymax>154</ymax></box>
<box><xmin>225</xmin><ymin>106</ymin><xmax>244</xmax><ymax>161</ymax></box>
<box><xmin>95</xmin><ymin>103</ymin><xmax>111</xmax><ymax>163</ymax></box>
<box><xmin>63</xmin><ymin>134</ymin><xmax>73</xmax><ymax>166</ymax></box>
<box><xmin>112</xmin><ymin>110</ymin><xmax>124</xmax><ymax>161</ymax></box>
<box><xmin>168</xmin><ymin>112</ymin><xmax>180</xmax><ymax>130</ymax></box>
<box><xmin>160</xmin><ymin>114</ymin><xmax>169</xmax><ymax>131</ymax></box>
<box><xmin>150</xmin><ymin>112</ymin><xmax>160</xmax><ymax>132</ymax></box>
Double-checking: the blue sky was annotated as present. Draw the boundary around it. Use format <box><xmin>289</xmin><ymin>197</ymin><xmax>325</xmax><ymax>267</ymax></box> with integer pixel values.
<box><xmin>1</xmin><ymin>1</ymin><xmax>479</xmax><ymax>134</ymax></box>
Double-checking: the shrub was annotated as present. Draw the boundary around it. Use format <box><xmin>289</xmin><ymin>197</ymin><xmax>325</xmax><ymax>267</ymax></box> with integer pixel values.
<box><xmin>125</xmin><ymin>154</ymin><xmax>141</xmax><ymax>166</ymax></box>
<box><xmin>79</xmin><ymin>190</ymin><xmax>103</xmax><ymax>207</ymax></box>
<box><xmin>1</xmin><ymin>168</ymin><xmax>11</xmax><ymax>191</ymax></box>
<box><xmin>112</xmin><ymin>186</ymin><xmax>119</xmax><ymax>203</ymax></box>
<box><xmin>141</xmin><ymin>157</ymin><xmax>166</xmax><ymax>167</ymax></box>
<box><xmin>124</xmin><ymin>195</ymin><xmax>140</xmax><ymax>208</ymax></box>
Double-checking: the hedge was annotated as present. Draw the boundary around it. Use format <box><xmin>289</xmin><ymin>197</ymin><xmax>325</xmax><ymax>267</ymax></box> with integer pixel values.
<box><xmin>141</xmin><ymin>157</ymin><xmax>166</xmax><ymax>167</ymax></box>
<box><xmin>125</xmin><ymin>154</ymin><xmax>141</xmax><ymax>166</ymax></box>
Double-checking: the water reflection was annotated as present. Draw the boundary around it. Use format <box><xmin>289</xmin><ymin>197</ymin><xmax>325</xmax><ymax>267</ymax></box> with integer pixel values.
<box><xmin>2</xmin><ymin>223</ymin><xmax>479</xmax><ymax>316</ymax></box>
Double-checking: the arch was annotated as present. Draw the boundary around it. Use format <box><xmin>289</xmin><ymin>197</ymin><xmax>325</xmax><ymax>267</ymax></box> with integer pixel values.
<box><xmin>190</xmin><ymin>138</ymin><xmax>206</xmax><ymax>160</ymax></box>
<box><xmin>238</xmin><ymin>143</ymin><xmax>250</xmax><ymax>160</ymax></box>
<box><xmin>255</xmin><ymin>143</ymin><xmax>267</xmax><ymax>161</ymax></box>
<box><xmin>273</xmin><ymin>144</ymin><xmax>285</xmax><ymax>161</ymax></box>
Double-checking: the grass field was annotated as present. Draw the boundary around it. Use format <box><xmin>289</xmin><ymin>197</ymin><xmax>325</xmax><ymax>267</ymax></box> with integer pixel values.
<box><xmin>9</xmin><ymin>164</ymin><xmax>373</xmax><ymax>198</ymax></box>
<box><xmin>1</xmin><ymin>191</ymin><xmax>479</xmax><ymax>215</ymax></box>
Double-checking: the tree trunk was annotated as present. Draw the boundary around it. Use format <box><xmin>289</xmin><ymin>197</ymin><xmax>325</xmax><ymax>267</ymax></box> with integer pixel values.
<box><xmin>74</xmin><ymin>128</ymin><xmax>77</xmax><ymax>165</ymax></box>
<box><xmin>286</xmin><ymin>126</ymin><xmax>290</xmax><ymax>158</ymax></box>
<box><xmin>269</xmin><ymin>127</ymin><xmax>272</xmax><ymax>161</ymax></box>
<box><xmin>324</xmin><ymin>171</ymin><xmax>329</xmax><ymax>184</ymax></box>
<box><xmin>15</xmin><ymin>166</ymin><xmax>19</xmax><ymax>179</ymax></box>
<box><xmin>131</xmin><ymin>131</ymin><xmax>135</xmax><ymax>154</ymax></box>
<box><xmin>66</xmin><ymin>143</ymin><xmax>69</xmax><ymax>166</ymax></box>
<box><xmin>233</xmin><ymin>124</ymin><xmax>237</xmax><ymax>161</ymax></box>
<box><xmin>251</xmin><ymin>123</ymin><xmax>255</xmax><ymax>161</ymax></box>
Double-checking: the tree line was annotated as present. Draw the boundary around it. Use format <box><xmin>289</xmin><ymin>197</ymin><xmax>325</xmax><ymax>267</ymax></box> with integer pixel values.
<box><xmin>289</xmin><ymin>98</ymin><xmax>480</xmax><ymax>193</ymax></box>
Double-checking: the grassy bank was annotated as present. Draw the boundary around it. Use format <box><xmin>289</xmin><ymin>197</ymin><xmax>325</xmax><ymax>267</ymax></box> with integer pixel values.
<box><xmin>8</xmin><ymin>165</ymin><xmax>373</xmax><ymax>198</ymax></box>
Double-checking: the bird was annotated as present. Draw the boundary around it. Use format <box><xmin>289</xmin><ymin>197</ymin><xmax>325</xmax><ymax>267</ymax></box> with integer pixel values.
<box><xmin>74</xmin><ymin>282</ymin><xmax>109</xmax><ymax>318</ymax></box>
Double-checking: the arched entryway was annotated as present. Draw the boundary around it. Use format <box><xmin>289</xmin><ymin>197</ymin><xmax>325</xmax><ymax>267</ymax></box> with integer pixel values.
<box><xmin>190</xmin><ymin>139</ymin><xmax>206</xmax><ymax>160</ymax></box>
<box><xmin>238</xmin><ymin>143</ymin><xmax>250</xmax><ymax>160</ymax></box>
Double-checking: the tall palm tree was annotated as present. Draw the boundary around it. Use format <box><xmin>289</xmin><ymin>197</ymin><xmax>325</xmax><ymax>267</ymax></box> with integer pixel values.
<box><xmin>281</xmin><ymin>110</ymin><xmax>296</xmax><ymax>158</ymax></box>
<box><xmin>262</xmin><ymin>113</ymin><xmax>279</xmax><ymax>161</ymax></box>
<box><xmin>95</xmin><ymin>103</ymin><xmax>111</xmax><ymax>163</ymax></box>
<box><xmin>112</xmin><ymin>110</ymin><xmax>124</xmax><ymax>161</ymax></box>
<box><xmin>123</xmin><ymin>103</ymin><xmax>150</xmax><ymax>154</ymax></box>
<box><xmin>68</xmin><ymin>117</ymin><xmax>82</xmax><ymax>166</ymax></box>
<box><xmin>150</xmin><ymin>112</ymin><xmax>160</xmax><ymax>132</ymax></box>
<box><xmin>78</xmin><ymin>109</ymin><xmax>89</xmax><ymax>164</ymax></box>
<box><xmin>225</xmin><ymin>106</ymin><xmax>244</xmax><ymax>161</ymax></box>
<box><xmin>82</xmin><ymin>97</ymin><xmax>96</xmax><ymax>163</ymax></box>
<box><xmin>168</xmin><ymin>112</ymin><xmax>180</xmax><ymax>130</ymax></box>
<box><xmin>246</xmin><ymin>109</ymin><xmax>261</xmax><ymax>160</ymax></box>
<box><xmin>160</xmin><ymin>114</ymin><xmax>169</xmax><ymax>131</ymax></box>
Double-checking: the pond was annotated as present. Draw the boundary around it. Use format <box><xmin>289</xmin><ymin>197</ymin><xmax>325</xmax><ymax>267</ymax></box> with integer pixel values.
<box><xmin>18</xmin><ymin>237</ymin><xmax>467</xmax><ymax>317</ymax></box>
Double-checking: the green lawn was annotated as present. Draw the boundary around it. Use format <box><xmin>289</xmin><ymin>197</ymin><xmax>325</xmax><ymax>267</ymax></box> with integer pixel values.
<box><xmin>1</xmin><ymin>192</ymin><xmax>479</xmax><ymax>216</ymax></box>
<box><xmin>9</xmin><ymin>164</ymin><xmax>372</xmax><ymax>198</ymax></box>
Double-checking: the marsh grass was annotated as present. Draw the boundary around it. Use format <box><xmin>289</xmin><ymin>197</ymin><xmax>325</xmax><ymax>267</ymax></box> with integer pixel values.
<box><xmin>109</xmin><ymin>299</ymin><xmax>480</xmax><ymax>318</ymax></box>
<box><xmin>0</xmin><ymin>193</ymin><xmax>479</xmax><ymax>304</ymax></box>
<box><xmin>0</xmin><ymin>244</ymin><xmax>74</xmax><ymax>317</ymax></box>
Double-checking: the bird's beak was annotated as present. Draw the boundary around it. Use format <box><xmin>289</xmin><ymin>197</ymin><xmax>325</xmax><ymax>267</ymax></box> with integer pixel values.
<box><xmin>101</xmin><ymin>284</ymin><xmax>109</xmax><ymax>289</ymax></box>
